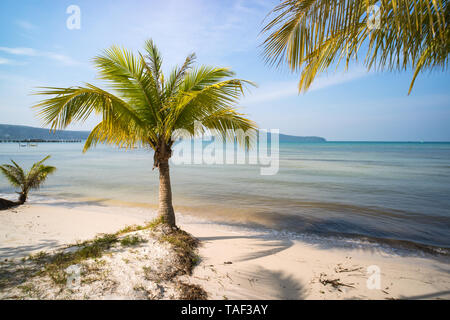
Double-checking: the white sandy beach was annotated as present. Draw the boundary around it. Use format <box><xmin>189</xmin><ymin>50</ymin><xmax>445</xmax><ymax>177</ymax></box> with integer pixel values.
<box><xmin>0</xmin><ymin>200</ymin><xmax>449</xmax><ymax>300</ymax></box>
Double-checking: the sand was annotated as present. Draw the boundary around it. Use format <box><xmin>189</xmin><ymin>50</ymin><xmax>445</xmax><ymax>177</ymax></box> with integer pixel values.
<box><xmin>1</xmin><ymin>200</ymin><xmax>449</xmax><ymax>300</ymax></box>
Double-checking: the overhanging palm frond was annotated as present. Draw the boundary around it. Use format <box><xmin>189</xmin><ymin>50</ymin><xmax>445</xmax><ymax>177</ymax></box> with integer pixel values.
<box><xmin>261</xmin><ymin>0</ymin><xmax>449</xmax><ymax>94</ymax></box>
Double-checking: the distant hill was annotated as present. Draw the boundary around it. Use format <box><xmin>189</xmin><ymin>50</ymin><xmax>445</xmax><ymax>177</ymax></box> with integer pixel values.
<box><xmin>279</xmin><ymin>133</ymin><xmax>326</xmax><ymax>143</ymax></box>
<box><xmin>0</xmin><ymin>124</ymin><xmax>89</xmax><ymax>141</ymax></box>
<box><xmin>0</xmin><ymin>124</ymin><xmax>326</xmax><ymax>143</ymax></box>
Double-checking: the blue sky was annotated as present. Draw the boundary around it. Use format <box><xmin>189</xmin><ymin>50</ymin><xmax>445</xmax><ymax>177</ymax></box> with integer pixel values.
<box><xmin>0</xmin><ymin>0</ymin><xmax>449</xmax><ymax>141</ymax></box>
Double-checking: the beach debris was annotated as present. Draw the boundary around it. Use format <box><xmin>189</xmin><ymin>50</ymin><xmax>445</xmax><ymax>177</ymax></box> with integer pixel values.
<box><xmin>319</xmin><ymin>273</ymin><xmax>355</xmax><ymax>291</ymax></box>
<box><xmin>248</xmin><ymin>278</ymin><xmax>257</xmax><ymax>287</ymax></box>
<box><xmin>176</xmin><ymin>281</ymin><xmax>207</xmax><ymax>300</ymax></box>
<box><xmin>334</xmin><ymin>264</ymin><xmax>363</xmax><ymax>273</ymax></box>
<box><xmin>224</xmin><ymin>261</ymin><xmax>233</xmax><ymax>265</ymax></box>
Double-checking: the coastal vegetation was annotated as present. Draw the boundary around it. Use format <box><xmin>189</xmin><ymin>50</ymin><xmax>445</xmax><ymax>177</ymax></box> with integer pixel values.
<box><xmin>33</xmin><ymin>39</ymin><xmax>257</xmax><ymax>229</ymax></box>
<box><xmin>262</xmin><ymin>0</ymin><xmax>449</xmax><ymax>94</ymax></box>
<box><xmin>0</xmin><ymin>218</ymin><xmax>205</xmax><ymax>300</ymax></box>
<box><xmin>0</xmin><ymin>155</ymin><xmax>56</xmax><ymax>210</ymax></box>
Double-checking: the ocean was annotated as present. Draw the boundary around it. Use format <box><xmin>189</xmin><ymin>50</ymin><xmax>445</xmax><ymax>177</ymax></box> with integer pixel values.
<box><xmin>1</xmin><ymin>141</ymin><xmax>449</xmax><ymax>255</ymax></box>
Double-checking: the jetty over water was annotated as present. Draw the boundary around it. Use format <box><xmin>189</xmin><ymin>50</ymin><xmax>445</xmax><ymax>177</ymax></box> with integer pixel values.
<box><xmin>0</xmin><ymin>139</ymin><xmax>82</xmax><ymax>143</ymax></box>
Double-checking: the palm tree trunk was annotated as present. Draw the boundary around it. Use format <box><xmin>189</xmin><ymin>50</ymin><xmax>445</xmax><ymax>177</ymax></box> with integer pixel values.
<box><xmin>18</xmin><ymin>192</ymin><xmax>27</xmax><ymax>204</ymax></box>
<box><xmin>158</xmin><ymin>159</ymin><xmax>176</xmax><ymax>228</ymax></box>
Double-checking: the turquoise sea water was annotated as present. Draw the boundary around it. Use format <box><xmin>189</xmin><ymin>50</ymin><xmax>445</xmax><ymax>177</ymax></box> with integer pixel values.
<box><xmin>1</xmin><ymin>141</ymin><xmax>449</xmax><ymax>254</ymax></box>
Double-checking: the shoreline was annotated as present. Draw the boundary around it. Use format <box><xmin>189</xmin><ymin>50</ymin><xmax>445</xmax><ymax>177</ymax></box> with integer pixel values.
<box><xmin>2</xmin><ymin>193</ymin><xmax>448</xmax><ymax>259</ymax></box>
<box><xmin>0</xmin><ymin>199</ymin><xmax>449</xmax><ymax>299</ymax></box>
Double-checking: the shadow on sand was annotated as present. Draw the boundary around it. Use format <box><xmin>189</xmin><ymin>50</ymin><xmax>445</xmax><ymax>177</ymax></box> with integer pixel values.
<box><xmin>198</xmin><ymin>235</ymin><xmax>295</xmax><ymax>263</ymax></box>
<box><xmin>0</xmin><ymin>240</ymin><xmax>61</xmax><ymax>260</ymax></box>
<box><xmin>197</xmin><ymin>234</ymin><xmax>306</xmax><ymax>299</ymax></box>
<box><xmin>399</xmin><ymin>290</ymin><xmax>450</xmax><ymax>300</ymax></box>
<box><xmin>247</xmin><ymin>266</ymin><xmax>306</xmax><ymax>299</ymax></box>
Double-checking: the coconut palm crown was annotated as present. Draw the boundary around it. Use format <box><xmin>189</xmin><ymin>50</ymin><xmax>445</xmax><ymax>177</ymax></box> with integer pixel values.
<box><xmin>0</xmin><ymin>155</ymin><xmax>56</xmax><ymax>204</ymax></box>
<box><xmin>33</xmin><ymin>40</ymin><xmax>257</xmax><ymax>228</ymax></box>
<box><xmin>262</xmin><ymin>0</ymin><xmax>449</xmax><ymax>94</ymax></box>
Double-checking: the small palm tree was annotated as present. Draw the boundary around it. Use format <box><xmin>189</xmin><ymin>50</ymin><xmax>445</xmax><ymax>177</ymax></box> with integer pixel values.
<box><xmin>33</xmin><ymin>40</ymin><xmax>257</xmax><ymax>229</ymax></box>
<box><xmin>0</xmin><ymin>155</ymin><xmax>56</xmax><ymax>205</ymax></box>
<box><xmin>262</xmin><ymin>0</ymin><xmax>448</xmax><ymax>94</ymax></box>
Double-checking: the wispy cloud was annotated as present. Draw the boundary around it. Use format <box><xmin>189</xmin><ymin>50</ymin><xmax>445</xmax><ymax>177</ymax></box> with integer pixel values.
<box><xmin>0</xmin><ymin>57</ymin><xmax>26</xmax><ymax>66</ymax></box>
<box><xmin>0</xmin><ymin>57</ymin><xmax>12</xmax><ymax>65</ymax></box>
<box><xmin>43</xmin><ymin>52</ymin><xmax>79</xmax><ymax>66</ymax></box>
<box><xmin>0</xmin><ymin>47</ymin><xmax>37</xmax><ymax>56</ymax></box>
<box><xmin>126</xmin><ymin>0</ymin><xmax>271</xmax><ymax>64</ymax></box>
<box><xmin>0</xmin><ymin>47</ymin><xmax>79</xmax><ymax>66</ymax></box>
<box><xmin>308</xmin><ymin>68</ymin><xmax>369</xmax><ymax>92</ymax></box>
<box><xmin>15</xmin><ymin>20</ymin><xmax>37</xmax><ymax>31</ymax></box>
<box><xmin>242</xmin><ymin>68</ymin><xmax>371</xmax><ymax>105</ymax></box>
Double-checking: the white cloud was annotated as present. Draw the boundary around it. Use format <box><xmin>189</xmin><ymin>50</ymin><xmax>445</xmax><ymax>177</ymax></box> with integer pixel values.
<box><xmin>0</xmin><ymin>47</ymin><xmax>79</xmax><ymax>66</ymax></box>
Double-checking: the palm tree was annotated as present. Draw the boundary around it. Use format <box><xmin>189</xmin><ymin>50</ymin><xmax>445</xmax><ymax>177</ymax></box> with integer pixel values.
<box><xmin>33</xmin><ymin>40</ymin><xmax>257</xmax><ymax>229</ymax></box>
<box><xmin>261</xmin><ymin>0</ymin><xmax>448</xmax><ymax>94</ymax></box>
<box><xmin>0</xmin><ymin>155</ymin><xmax>56</xmax><ymax>207</ymax></box>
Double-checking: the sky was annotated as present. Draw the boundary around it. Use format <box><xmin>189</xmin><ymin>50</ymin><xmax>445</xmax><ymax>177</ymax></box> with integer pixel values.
<box><xmin>0</xmin><ymin>0</ymin><xmax>449</xmax><ymax>141</ymax></box>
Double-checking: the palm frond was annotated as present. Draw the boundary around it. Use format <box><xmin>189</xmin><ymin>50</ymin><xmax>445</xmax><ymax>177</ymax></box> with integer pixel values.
<box><xmin>262</xmin><ymin>0</ymin><xmax>449</xmax><ymax>94</ymax></box>
<box><xmin>163</xmin><ymin>53</ymin><xmax>197</xmax><ymax>102</ymax></box>
<box><xmin>94</xmin><ymin>47</ymin><xmax>161</xmax><ymax>125</ymax></box>
<box><xmin>143</xmin><ymin>39</ymin><xmax>163</xmax><ymax>93</ymax></box>
<box><xmin>163</xmin><ymin>66</ymin><xmax>256</xmax><ymax>141</ymax></box>
<box><xmin>83</xmin><ymin>120</ymin><xmax>155</xmax><ymax>151</ymax></box>
<box><xmin>26</xmin><ymin>163</ymin><xmax>57</xmax><ymax>190</ymax></box>
<box><xmin>0</xmin><ymin>165</ymin><xmax>22</xmax><ymax>188</ymax></box>
<box><xmin>33</xmin><ymin>84</ymin><xmax>153</xmax><ymax>143</ymax></box>
<box><xmin>201</xmin><ymin>108</ymin><xmax>258</xmax><ymax>149</ymax></box>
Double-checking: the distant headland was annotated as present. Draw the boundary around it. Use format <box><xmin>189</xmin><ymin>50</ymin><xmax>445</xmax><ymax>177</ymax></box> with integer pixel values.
<box><xmin>277</xmin><ymin>133</ymin><xmax>326</xmax><ymax>143</ymax></box>
<box><xmin>0</xmin><ymin>124</ymin><xmax>89</xmax><ymax>143</ymax></box>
